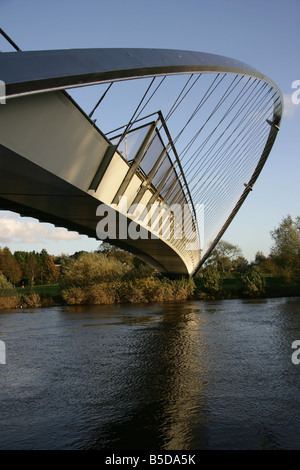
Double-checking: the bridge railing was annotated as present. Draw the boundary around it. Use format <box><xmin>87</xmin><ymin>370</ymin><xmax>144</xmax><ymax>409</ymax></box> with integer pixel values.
<box><xmin>108</xmin><ymin>111</ymin><xmax>201</xmax><ymax>254</ymax></box>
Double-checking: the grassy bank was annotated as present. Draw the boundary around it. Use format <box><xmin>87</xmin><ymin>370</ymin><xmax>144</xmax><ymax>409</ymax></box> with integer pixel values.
<box><xmin>0</xmin><ymin>273</ymin><xmax>299</xmax><ymax>311</ymax></box>
<box><xmin>0</xmin><ymin>284</ymin><xmax>62</xmax><ymax>310</ymax></box>
<box><xmin>194</xmin><ymin>274</ymin><xmax>300</xmax><ymax>300</ymax></box>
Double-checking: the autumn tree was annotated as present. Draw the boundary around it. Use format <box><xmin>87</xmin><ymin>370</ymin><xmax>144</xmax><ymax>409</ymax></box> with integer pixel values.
<box><xmin>39</xmin><ymin>250</ymin><xmax>60</xmax><ymax>284</ymax></box>
<box><xmin>14</xmin><ymin>250</ymin><xmax>40</xmax><ymax>285</ymax></box>
<box><xmin>0</xmin><ymin>247</ymin><xmax>22</xmax><ymax>284</ymax></box>
<box><xmin>60</xmin><ymin>252</ymin><xmax>128</xmax><ymax>288</ymax></box>
<box><xmin>254</xmin><ymin>251</ymin><xmax>279</xmax><ymax>275</ymax></box>
<box><xmin>97</xmin><ymin>243</ymin><xmax>136</xmax><ymax>267</ymax></box>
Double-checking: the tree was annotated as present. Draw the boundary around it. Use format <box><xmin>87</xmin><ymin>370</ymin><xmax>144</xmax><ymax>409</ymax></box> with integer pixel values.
<box><xmin>97</xmin><ymin>242</ymin><xmax>148</xmax><ymax>271</ymax></box>
<box><xmin>203</xmin><ymin>265</ymin><xmax>221</xmax><ymax>294</ymax></box>
<box><xmin>0</xmin><ymin>272</ymin><xmax>18</xmax><ymax>309</ymax></box>
<box><xmin>97</xmin><ymin>242</ymin><xmax>116</xmax><ymax>253</ymax></box>
<box><xmin>256</xmin><ymin>257</ymin><xmax>279</xmax><ymax>276</ymax></box>
<box><xmin>40</xmin><ymin>252</ymin><xmax>60</xmax><ymax>284</ymax></box>
<box><xmin>14</xmin><ymin>251</ymin><xmax>41</xmax><ymax>285</ymax></box>
<box><xmin>270</xmin><ymin>215</ymin><xmax>300</xmax><ymax>282</ymax></box>
<box><xmin>232</xmin><ymin>256</ymin><xmax>249</xmax><ymax>272</ymax></box>
<box><xmin>208</xmin><ymin>240</ymin><xmax>243</xmax><ymax>272</ymax></box>
<box><xmin>0</xmin><ymin>247</ymin><xmax>22</xmax><ymax>284</ymax></box>
<box><xmin>255</xmin><ymin>251</ymin><xmax>267</xmax><ymax>264</ymax></box>
<box><xmin>0</xmin><ymin>271</ymin><xmax>16</xmax><ymax>292</ymax></box>
<box><xmin>27</xmin><ymin>254</ymin><xmax>41</xmax><ymax>286</ymax></box>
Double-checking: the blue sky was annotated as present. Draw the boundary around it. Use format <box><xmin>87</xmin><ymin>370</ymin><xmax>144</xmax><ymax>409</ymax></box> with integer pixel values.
<box><xmin>0</xmin><ymin>0</ymin><xmax>299</xmax><ymax>261</ymax></box>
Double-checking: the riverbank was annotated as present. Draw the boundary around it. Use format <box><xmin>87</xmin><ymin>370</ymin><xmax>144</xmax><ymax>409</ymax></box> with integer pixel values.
<box><xmin>1</xmin><ymin>274</ymin><xmax>299</xmax><ymax>310</ymax></box>
<box><xmin>195</xmin><ymin>274</ymin><xmax>300</xmax><ymax>300</ymax></box>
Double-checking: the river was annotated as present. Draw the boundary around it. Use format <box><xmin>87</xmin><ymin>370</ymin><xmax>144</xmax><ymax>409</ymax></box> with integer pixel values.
<box><xmin>0</xmin><ymin>297</ymin><xmax>300</xmax><ymax>450</ymax></box>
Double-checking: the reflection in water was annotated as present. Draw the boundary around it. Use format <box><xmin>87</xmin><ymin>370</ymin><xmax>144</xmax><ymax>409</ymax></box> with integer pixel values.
<box><xmin>89</xmin><ymin>306</ymin><xmax>213</xmax><ymax>450</ymax></box>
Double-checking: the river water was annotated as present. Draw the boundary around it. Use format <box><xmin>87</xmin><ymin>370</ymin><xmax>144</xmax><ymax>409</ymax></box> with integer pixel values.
<box><xmin>0</xmin><ymin>297</ymin><xmax>300</xmax><ymax>450</ymax></box>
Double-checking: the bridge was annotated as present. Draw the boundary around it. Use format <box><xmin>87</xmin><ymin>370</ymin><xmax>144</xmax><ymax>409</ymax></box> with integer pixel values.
<box><xmin>0</xmin><ymin>45</ymin><xmax>283</xmax><ymax>275</ymax></box>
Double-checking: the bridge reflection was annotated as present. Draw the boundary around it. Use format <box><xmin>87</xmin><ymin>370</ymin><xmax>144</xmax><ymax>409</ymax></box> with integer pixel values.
<box><xmin>70</xmin><ymin>303</ymin><xmax>214</xmax><ymax>450</ymax></box>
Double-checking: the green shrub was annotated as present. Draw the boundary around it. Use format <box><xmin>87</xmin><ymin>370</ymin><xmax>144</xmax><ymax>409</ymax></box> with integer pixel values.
<box><xmin>60</xmin><ymin>252</ymin><xmax>128</xmax><ymax>288</ymax></box>
<box><xmin>170</xmin><ymin>277</ymin><xmax>196</xmax><ymax>300</ymax></box>
<box><xmin>116</xmin><ymin>276</ymin><xmax>195</xmax><ymax>304</ymax></box>
<box><xmin>61</xmin><ymin>286</ymin><xmax>86</xmax><ymax>304</ymax></box>
<box><xmin>59</xmin><ymin>251</ymin><xmax>195</xmax><ymax>305</ymax></box>
<box><xmin>119</xmin><ymin>280</ymin><xmax>148</xmax><ymax>303</ymax></box>
<box><xmin>0</xmin><ymin>272</ymin><xmax>20</xmax><ymax>310</ymax></box>
<box><xmin>0</xmin><ymin>271</ymin><xmax>16</xmax><ymax>293</ymax></box>
<box><xmin>241</xmin><ymin>266</ymin><xmax>266</xmax><ymax>297</ymax></box>
<box><xmin>61</xmin><ymin>282</ymin><xmax>117</xmax><ymax>305</ymax></box>
<box><xmin>85</xmin><ymin>282</ymin><xmax>116</xmax><ymax>304</ymax></box>
<box><xmin>203</xmin><ymin>266</ymin><xmax>221</xmax><ymax>294</ymax></box>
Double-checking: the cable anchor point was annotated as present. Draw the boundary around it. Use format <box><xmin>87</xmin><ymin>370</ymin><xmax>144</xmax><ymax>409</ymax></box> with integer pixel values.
<box><xmin>266</xmin><ymin>119</ymin><xmax>280</xmax><ymax>131</ymax></box>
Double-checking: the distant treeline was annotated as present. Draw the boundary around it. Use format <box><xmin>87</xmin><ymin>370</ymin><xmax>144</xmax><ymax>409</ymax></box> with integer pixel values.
<box><xmin>0</xmin><ymin>215</ymin><xmax>299</xmax><ymax>309</ymax></box>
<box><xmin>0</xmin><ymin>247</ymin><xmax>60</xmax><ymax>286</ymax></box>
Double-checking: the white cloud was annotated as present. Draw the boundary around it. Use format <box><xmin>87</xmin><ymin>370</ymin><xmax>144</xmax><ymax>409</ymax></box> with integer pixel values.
<box><xmin>0</xmin><ymin>211</ymin><xmax>82</xmax><ymax>244</ymax></box>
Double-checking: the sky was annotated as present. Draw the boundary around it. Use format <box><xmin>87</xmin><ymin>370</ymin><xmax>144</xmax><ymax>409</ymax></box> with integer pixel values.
<box><xmin>0</xmin><ymin>0</ymin><xmax>299</xmax><ymax>261</ymax></box>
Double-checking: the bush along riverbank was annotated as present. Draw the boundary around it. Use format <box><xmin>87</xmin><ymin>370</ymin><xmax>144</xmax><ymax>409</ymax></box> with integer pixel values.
<box><xmin>0</xmin><ymin>274</ymin><xmax>63</xmax><ymax>310</ymax></box>
<box><xmin>1</xmin><ymin>251</ymin><xmax>299</xmax><ymax>310</ymax></box>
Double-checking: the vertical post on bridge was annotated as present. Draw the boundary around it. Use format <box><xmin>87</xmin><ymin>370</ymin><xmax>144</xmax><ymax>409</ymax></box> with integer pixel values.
<box><xmin>112</xmin><ymin>119</ymin><xmax>159</xmax><ymax>205</ymax></box>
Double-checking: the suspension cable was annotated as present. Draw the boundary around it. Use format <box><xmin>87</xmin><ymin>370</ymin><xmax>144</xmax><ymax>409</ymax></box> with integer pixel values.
<box><xmin>185</xmin><ymin>79</ymin><xmax>268</xmax><ymax>181</ymax></box>
<box><xmin>0</xmin><ymin>27</ymin><xmax>21</xmax><ymax>51</ymax></box>
<box><xmin>180</xmin><ymin>76</ymin><xmax>256</xmax><ymax>170</ymax></box>
<box><xmin>89</xmin><ymin>82</ymin><xmax>113</xmax><ymax>118</ymax></box>
<box><xmin>164</xmin><ymin>74</ymin><xmax>201</xmax><ymax>122</ymax></box>
<box><xmin>115</xmin><ymin>77</ymin><xmax>157</xmax><ymax>148</ymax></box>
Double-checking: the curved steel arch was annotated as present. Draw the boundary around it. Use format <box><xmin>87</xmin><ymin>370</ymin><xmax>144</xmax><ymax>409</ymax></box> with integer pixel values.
<box><xmin>0</xmin><ymin>48</ymin><xmax>283</xmax><ymax>274</ymax></box>
<box><xmin>1</xmin><ymin>48</ymin><xmax>282</xmax><ymax>103</ymax></box>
